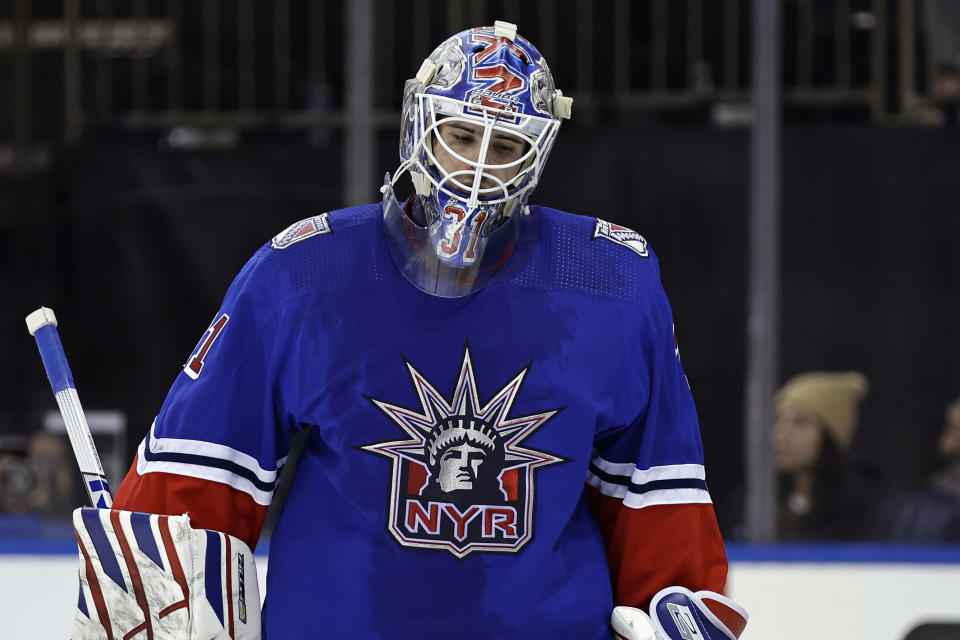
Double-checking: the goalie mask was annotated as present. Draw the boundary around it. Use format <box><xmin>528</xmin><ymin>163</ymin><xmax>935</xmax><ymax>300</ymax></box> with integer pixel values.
<box><xmin>384</xmin><ymin>20</ymin><xmax>572</xmax><ymax>298</ymax></box>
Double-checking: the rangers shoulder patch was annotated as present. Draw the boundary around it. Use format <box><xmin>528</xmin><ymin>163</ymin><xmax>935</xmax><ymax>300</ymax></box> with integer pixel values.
<box><xmin>593</xmin><ymin>219</ymin><xmax>649</xmax><ymax>258</ymax></box>
<box><xmin>271</xmin><ymin>213</ymin><xmax>332</xmax><ymax>249</ymax></box>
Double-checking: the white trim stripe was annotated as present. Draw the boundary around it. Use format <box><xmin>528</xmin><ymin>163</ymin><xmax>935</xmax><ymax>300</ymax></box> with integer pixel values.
<box><xmin>134</xmin><ymin>420</ymin><xmax>286</xmax><ymax>506</ymax></box>
<box><xmin>144</xmin><ymin>421</ymin><xmax>281</xmax><ymax>483</ymax></box>
<box><xmin>586</xmin><ymin>473</ymin><xmax>629</xmax><ymax>499</ymax></box>
<box><xmin>632</xmin><ymin>463</ymin><xmax>706</xmax><ymax>484</ymax></box>
<box><xmin>587</xmin><ymin>454</ymin><xmax>712</xmax><ymax>509</ymax></box>
<box><xmin>623</xmin><ymin>488</ymin><xmax>712</xmax><ymax>509</ymax></box>
<box><xmin>590</xmin><ymin>452</ymin><xmax>707</xmax><ymax>485</ymax></box>
<box><xmin>137</xmin><ymin>438</ymin><xmax>276</xmax><ymax>506</ymax></box>
<box><xmin>589</xmin><ymin>451</ymin><xmax>637</xmax><ymax>477</ymax></box>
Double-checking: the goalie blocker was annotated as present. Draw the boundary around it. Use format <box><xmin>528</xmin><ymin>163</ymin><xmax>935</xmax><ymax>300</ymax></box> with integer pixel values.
<box><xmin>611</xmin><ymin>586</ymin><xmax>748</xmax><ymax>640</ymax></box>
<box><xmin>72</xmin><ymin>507</ymin><xmax>260</xmax><ymax>640</ymax></box>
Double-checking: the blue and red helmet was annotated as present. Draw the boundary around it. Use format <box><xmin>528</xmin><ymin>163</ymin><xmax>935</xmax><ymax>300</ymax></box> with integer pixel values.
<box><xmin>384</xmin><ymin>21</ymin><xmax>572</xmax><ymax>296</ymax></box>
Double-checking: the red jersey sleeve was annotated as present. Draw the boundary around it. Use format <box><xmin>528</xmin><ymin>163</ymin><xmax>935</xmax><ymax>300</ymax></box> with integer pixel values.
<box><xmin>113</xmin><ymin>453</ymin><xmax>269</xmax><ymax>549</ymax></box>
<box><xmin>589</xmin><ymin>283</ymin><xmax>729</xmax><ymax>609</ymax></box>
<box><xmin>588</xmin><ymin>488</ymin><xmax>728</xmax><ymax>609</ymax></box>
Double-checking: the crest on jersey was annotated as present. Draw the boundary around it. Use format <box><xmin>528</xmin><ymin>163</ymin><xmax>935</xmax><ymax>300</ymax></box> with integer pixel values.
<box><xmin>593</xmin><ymin>219</ymin><xmax>649</xmax><ymax>258</ymax></box>
<box><xmin>270</xmin><ymin>213</ymin><xmax>332</xmax><ymax>250</ymax></box>
<box><xmin>360</xmin><ymin>345</ymin><xmax>566</xmax><ymax>559</ymax></box>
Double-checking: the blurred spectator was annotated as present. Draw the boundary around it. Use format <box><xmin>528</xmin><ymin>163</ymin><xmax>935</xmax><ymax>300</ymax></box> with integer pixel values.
<box><xmin>869</xmin><ymin>398</ymin><xmax>960</xmax><ymax>542</ymax></box>
<box><xmin>717</xmin><ymin>371</ymin><xmax>872</xmax><ymax>541</ymax></box>
<box><xmin>931</xmin><ymin>398</ymin><xmax>960</xmax><ymax>499</ymax></box>
<box><xmin>923</xmin><ymin>0</ymin><xmax>960</xmax><ymax>123</ymax></box>
<box><xmin>0</xmin><ymin>431</ymin><xmax>76</xmax><ymax>518</ymax></box>
<box><xmin>773</xmin><ymin>371</ymin><xmax>871</xmax><ymax>540</ymax></box>
<box><xmin>931</xmin><ymin>62</ymin><xmax>960</xmax><ymax>124</ymax></box>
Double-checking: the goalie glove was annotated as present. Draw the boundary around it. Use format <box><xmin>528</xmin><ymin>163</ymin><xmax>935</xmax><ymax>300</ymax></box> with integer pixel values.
<box><xmin>71</xmin><ymin>507</ymin><xmax>261</xmax><ymax>640</ymax></box>
<box><xmin>611</xmin><ymin>586</ymin><xmax>747</xmax><ymax>640</ymax></box>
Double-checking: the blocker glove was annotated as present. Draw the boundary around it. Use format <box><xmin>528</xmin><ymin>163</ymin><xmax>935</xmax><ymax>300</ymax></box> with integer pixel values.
<box><xmin>611</xmin><ymin>586</ymin><xmax>748</xmax><ymax>640</ymax></box>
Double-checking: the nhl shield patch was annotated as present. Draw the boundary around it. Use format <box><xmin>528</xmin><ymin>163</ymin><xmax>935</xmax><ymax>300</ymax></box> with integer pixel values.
<box><xmin>361</xmin><ymin>345</ymin><xmax>566</xmax><ymax>559</ymax></box>
<box><xmin>593</xmin><ymin>219</ymin><xmax>649</xmax><ymax>258</ymax></box>
<box><xmin>270</xmin><ymin>213</ymin><xmax>332</xmax><ymax>249</ymax></box>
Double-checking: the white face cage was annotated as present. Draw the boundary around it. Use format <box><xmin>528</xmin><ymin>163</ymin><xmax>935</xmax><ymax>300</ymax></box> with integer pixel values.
<box><xmin>395</xmin><ymin>92</ymin><xmax>562</xmax><ymax>213</ymax></box>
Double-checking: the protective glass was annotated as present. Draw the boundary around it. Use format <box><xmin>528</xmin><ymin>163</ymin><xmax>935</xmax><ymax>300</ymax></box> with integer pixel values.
<box><xmin>381</xmin><ymin>176</ymin><xmax>531</xmax><ymax>298</ymax></box>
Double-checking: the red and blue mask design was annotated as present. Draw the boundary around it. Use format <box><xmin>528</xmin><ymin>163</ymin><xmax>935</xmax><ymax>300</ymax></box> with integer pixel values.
<box><xmin>386</xmin><ymin>21</ymin><xmax>571</xmax><ymax>294</ymax></box>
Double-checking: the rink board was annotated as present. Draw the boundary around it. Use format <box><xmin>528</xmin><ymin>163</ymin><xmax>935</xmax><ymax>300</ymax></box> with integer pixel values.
<box><xmin>2</xmin><ymin>542</ymin><xmax>958</xmax><ymax>639</ymax></box>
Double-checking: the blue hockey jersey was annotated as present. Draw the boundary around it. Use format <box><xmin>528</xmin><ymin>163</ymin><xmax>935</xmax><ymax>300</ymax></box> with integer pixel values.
<box><xmin>114</xmin><ymin>203</ymin><xmax>728</xmax><ymax>639</ymax></box>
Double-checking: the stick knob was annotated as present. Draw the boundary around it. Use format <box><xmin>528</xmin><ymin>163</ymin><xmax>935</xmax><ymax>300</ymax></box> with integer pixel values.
<box><xmin>26</xmin><ymin>306</ymin><xmax>58</xmax><ymax>335</ymax></box>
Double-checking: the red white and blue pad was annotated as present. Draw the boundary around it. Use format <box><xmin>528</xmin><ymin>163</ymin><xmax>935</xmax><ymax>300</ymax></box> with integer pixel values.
<box><xmin>72</xmin><ymin>507</ymin><xmax>260</xmax><ymax>640</ymax></box>
<box><xmin>611</xmin><ymin>587</ymin><xmax>748</xmax><ymax>640</ymax></box>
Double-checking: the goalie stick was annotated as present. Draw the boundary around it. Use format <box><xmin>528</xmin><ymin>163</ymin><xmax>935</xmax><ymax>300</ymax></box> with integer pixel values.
<box><xmin>25</xmin><ymin>306</ymin><xmax>113</xmax><ymax>508</ymax></box>
<box><xmin>25</xmin><ymin>311</ymin><xmax>260</xmax><ymax>639</ymax></box>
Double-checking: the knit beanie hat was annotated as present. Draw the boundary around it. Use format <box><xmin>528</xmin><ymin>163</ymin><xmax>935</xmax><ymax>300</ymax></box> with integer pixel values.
<box><xmin>775</xmin><ymin>372</ymin><xmax>869</xmax><ymax>451</ymax></box>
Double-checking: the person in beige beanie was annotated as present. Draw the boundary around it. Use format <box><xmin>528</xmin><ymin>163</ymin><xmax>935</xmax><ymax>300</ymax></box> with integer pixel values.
<box><xmin>772</xmin><ymin>371</ymin><xmax>870</xmax><ymax>540</ymax></box>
